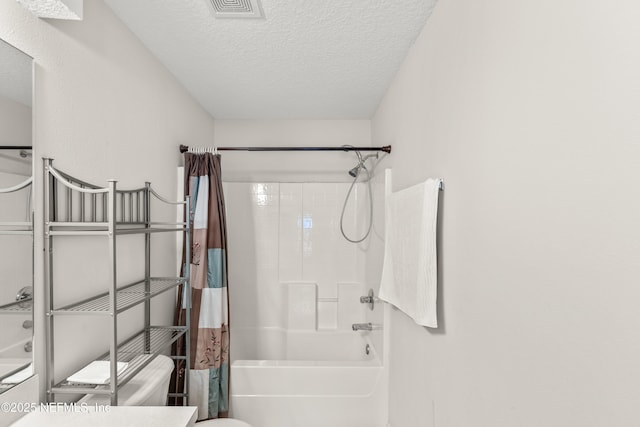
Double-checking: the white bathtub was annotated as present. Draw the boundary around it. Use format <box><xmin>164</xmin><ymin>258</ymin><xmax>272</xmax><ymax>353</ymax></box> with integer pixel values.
<box><xmin>0</xmin><ymin>359</ymin><xmax>32</xmax><ymax>396</ymax></box>
<box><xmin>0</xmin><ymin>359</ymin><xmax>31</xmax><ymax>380</ymax></box>
<box><xmin>0</xmin><ymin>337</ymin><xmax>32</xmax><ymax>393</ymax></box>
<box><xmin>230</xmin><ymin>329</ymin><xmax>386</xmax><ymax>427</ymax></box>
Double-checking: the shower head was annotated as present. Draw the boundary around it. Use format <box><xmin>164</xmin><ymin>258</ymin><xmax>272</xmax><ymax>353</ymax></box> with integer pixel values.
<box><xmin>347</xmin><ymin>152</ymin><xmax>378</xmax><ymax>177</ymax></box>
<box><xmin>347</xmin><ymin>150</ymin><xmax>364</xmax><ymax>178</ymax></box>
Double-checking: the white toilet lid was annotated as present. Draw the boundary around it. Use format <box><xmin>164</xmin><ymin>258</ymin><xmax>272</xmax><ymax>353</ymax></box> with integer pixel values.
<box><xmin>199</xmin><ymin>419</ymin><xmax>252</xmax><ymax>427</ymax></box>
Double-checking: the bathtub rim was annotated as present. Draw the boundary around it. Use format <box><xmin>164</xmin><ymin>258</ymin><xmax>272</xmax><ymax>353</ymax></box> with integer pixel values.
<box><xmin>231</xmin><ymin>357</ymin><xmax>382</xmax><ymax>368</ymax></box>
<box><xmin>230</xmin><ymin>327</ymin><xmax>381</xmax><ymax>363</ymax></box>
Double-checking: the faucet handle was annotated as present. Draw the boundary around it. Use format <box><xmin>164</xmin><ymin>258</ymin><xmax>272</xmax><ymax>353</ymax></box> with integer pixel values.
<box><xmin>16</xmin><ymin>286</ymin><xmax>32</xmax><ymax>301</ymax></box>
<box><xmin>360</xmin><ymin>289</ymin><xmax>377</xmax><ymax>310</ymax></box>
<box><xmin>16</xmin><ymin>286</ymin><xmax>33</xmax><ymax>309</ymax></box>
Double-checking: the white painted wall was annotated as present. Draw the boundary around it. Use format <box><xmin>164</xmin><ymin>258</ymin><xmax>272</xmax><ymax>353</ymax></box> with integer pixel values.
<box><xmin>0</xmin><ymin>0</ymin><xmax>216</xmax><ymax>401</ymax></box>
<box><xmin>0</xmin><ymin>95</ymin><xmax>31</xmax><ymax>147</ymax></box>
<box><xmin>372</xmin><ymin>0</ymin><xmax>640</xmax><ymax>426</ymax></box>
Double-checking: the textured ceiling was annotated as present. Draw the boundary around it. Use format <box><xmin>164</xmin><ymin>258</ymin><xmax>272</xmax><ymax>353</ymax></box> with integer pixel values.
<box><xmin>104</xmin><ymin>0</ymin><xmax>437</xmax><ymax>119</ymax></box>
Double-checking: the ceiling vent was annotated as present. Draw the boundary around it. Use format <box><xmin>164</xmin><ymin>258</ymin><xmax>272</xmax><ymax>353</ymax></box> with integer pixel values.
<box><xmin>207</xmin><ymin>0</ymin><xmax>264</xmax><ymax>19</ymax></box>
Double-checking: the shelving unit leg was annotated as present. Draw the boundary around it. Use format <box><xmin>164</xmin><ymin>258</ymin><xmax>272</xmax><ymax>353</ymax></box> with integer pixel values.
<box><xmin>107</xmin><ymin>180</ymin><xmax>118</xmax><ymax>406</ymax></box>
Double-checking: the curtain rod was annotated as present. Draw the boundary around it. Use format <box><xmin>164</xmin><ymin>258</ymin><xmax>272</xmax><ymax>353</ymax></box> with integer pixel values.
<box><xmin>0</xmin><ymin>146</ymin><xmax>32</xmax><ymax>150</ymax></box>
<box><xmin>179</xmin><ymin>144</ymin><xmax>391</xmax><ymax>154</ymax></box>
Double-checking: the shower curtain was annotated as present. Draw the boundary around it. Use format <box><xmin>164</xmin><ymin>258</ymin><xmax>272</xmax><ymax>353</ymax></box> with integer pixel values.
<box><xmin>170</xmin><ymin>152</ymin><xmax>229</xmax><ymax>420</ymax></box>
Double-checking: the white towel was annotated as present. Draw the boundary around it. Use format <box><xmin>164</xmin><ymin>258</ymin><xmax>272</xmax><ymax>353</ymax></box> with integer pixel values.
<box><xmin>379</xmin><ymin>178</ymin><xmax>442</xmax><ymax>328</ymax></box>
<box><xmin>66</xmin><ymin>361</ymin><xmax>129</xmax><ymax>384</ymax></box>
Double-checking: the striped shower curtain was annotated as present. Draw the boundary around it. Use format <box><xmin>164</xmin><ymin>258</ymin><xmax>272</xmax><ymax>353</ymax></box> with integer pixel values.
<box><xmin>171</xmin><ymin>152</ymin><xmax>229</xmax><ymax>420</ymax></box>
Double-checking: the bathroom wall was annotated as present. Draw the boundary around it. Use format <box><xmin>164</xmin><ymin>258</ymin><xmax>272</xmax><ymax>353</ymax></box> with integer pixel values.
<box><xmin>0</xmin><ymin>95</ymin><xmax>31</xmax><ymax>147</ymax></box>
<box><xmin>0</xmin><ymin>0</ymin><xmax>216</xmax><ymax>399</ymax></box>
<box><xmin>372</xmin><ymin>0</ymin><xmax>640</xmax><ymax>426</ymax></box>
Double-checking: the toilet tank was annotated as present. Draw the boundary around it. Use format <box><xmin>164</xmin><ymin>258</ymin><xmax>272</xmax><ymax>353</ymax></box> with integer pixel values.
<box><xmin>78</xmin><ymin>355</ymin><xmax>175</xmax><ymax>406</ymax></box>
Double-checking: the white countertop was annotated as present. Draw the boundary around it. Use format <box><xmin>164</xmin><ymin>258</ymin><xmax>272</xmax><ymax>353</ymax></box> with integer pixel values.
<box><xmin>10</xmin><ymin>406</ymin><xmax>198</xmax><ymax>427</ymax></box>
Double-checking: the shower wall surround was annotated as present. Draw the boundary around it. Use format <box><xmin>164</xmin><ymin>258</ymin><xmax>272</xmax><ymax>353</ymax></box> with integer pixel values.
<box><xmin>224</xmin><ymin>181</ymin><xmax>370</xmax><ymax>360</ymax></box>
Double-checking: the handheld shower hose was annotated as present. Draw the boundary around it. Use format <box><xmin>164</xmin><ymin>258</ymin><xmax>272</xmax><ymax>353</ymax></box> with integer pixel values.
<box><xmin>340</xmin><ymin>152</ymin><xmax>375</xmax><ymax>243</ymax></box>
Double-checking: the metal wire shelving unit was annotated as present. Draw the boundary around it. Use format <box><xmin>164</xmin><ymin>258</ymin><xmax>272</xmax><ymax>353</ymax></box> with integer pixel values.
<box><xmin>43</xmin><ymin>159</ymin><xmax>191</xmax><ymax>406</ymax></box>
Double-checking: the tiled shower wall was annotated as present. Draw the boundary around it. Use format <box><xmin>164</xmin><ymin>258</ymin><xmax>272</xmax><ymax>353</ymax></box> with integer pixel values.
<box><xmin>224</xmin><ymin>182</ymin><xmax>368</xmax><ymax>360</ymax></box>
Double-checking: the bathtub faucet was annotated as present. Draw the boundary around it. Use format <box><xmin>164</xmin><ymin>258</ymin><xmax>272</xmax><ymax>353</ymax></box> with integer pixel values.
<box><xmin>352</xmin><ymin>322</ymin><xmax>382</xmax><ymax>331</ymax></box>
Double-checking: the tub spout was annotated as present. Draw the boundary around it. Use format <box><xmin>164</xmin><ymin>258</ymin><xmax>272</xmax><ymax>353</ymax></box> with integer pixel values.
<box><xmin>352</xmin><ymin>323</ymin><xmax>382</xmax><ymax>331</ymax></box>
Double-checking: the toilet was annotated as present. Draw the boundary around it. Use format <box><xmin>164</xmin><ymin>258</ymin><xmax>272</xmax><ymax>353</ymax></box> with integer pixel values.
<box><xmin>78</xmin><ymin>354</ymin><xmax>175</xmax><ymax>406</ymax></box>
<box><xmin>78</xmin><ymin>355</ymin><xmax>253</xmax><ymax>426</ymax></box>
